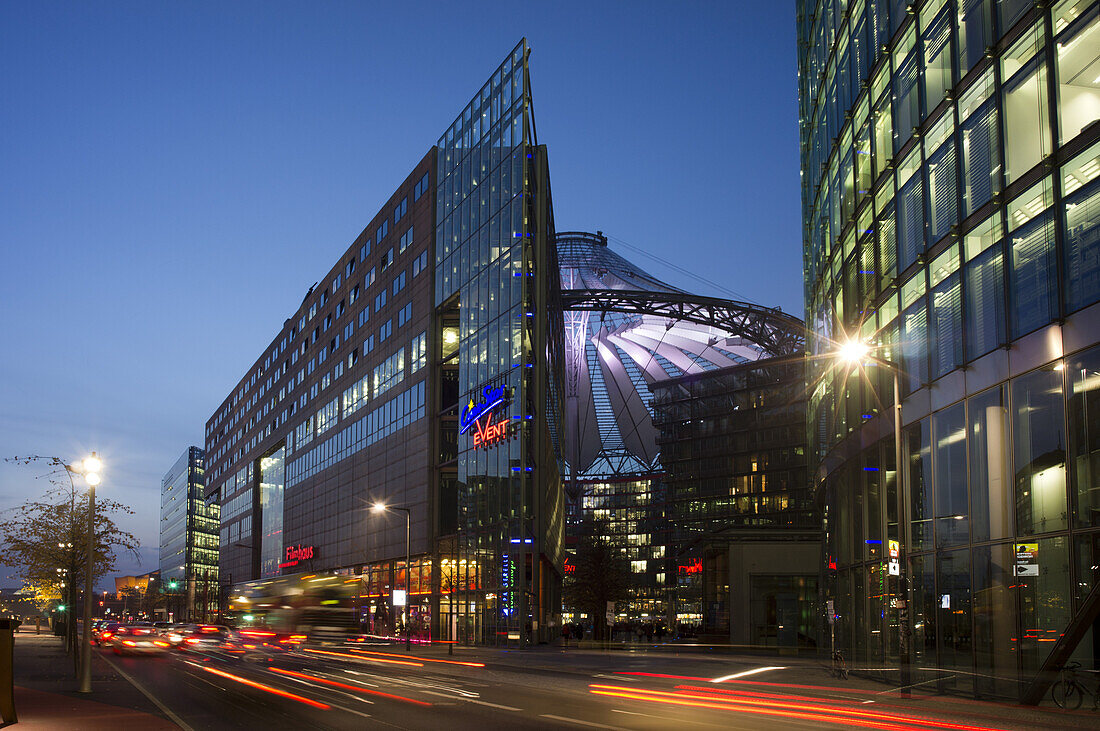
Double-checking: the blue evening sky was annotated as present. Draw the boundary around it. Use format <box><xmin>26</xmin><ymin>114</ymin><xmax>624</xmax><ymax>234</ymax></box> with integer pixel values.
<box><xmin>0</xmin><ymin>2</ymin><xmax>802</xmax><ymax>587</ymax></box>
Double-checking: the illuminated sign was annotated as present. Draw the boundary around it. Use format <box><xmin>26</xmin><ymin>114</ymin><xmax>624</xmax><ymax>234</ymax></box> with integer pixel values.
<box><xmin>563</xmin><ymin>556</ymin><xmax>575</xmax><ymax>575</ymax></box>
<box><xmin>460</xmin><ymin>385</ymin><xmax>510</xmax><ymax>434</ymax></box>
<box><xmin>279</xmin><ymin>544</ymin><xmax>315</xmax><ymax>568</ymax></box>
<box><xmin>472</xmin><ymin>410</ymin><xmax>510</xmax><ymax>449</ymax></box>
<box><xmin>1014</xmin><ymin>542</ymin><xmax>1039</xmax><ymax>576</ymax></box>
<box><xmin>677</xmin><ymin>558</ymin><xmax>702</xmax><ymax>575</ymax></box>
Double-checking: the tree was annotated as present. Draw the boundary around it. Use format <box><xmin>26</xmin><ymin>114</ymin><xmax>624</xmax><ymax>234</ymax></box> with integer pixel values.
<box><xmin>562</xmin><ymin>519</ymin><xmax>631</xmax><ymax>641</ymax></box>
<box><xmin>0</xmin><ymin>486</ymin><xmax>140</xmax><ymax>629</ymax></box>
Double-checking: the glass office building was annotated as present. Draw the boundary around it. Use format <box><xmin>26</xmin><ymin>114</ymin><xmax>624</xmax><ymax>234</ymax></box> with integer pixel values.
<box><xmin>434</xmin><ymin>40</ymin><xmax>565</xmax><ymax>645</ymax></box>
<box><xmin>160</xmin><ymin>446</ymin><xmax>220</xmax><ymax>620</ymax></box>
<box><xmin>799</xmin><ymin>0</ymin><xmax>1100</xmax><ymax>697</ymax></box>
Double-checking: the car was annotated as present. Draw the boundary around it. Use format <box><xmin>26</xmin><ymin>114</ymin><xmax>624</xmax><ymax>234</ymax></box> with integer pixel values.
<box><xmin>94</xmin><ymin>622</ymin><xmax>122</xmax><ymax>646</ymax></box>
<box><xmin>179</xmin><ymin>625</ymin><xmax>245</xmax><ymax>657</ymax></box>
<box><xmin>164</xmin><ymin>623</ymin><xmax>197</xmax><ymax>647</ymax></box>
<box><xmin>111</xmin><ymin>626</ymin><xmax>169</xmax><ymax>656</ymax></box>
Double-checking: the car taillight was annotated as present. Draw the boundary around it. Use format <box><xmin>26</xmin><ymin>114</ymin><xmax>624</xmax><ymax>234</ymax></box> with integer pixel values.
<box><xmin>102</xmin><ymin>632</ymin><xmax>113</xmax><ymax>639</ymax></box>
<box><xmin>154</xmin><ymin>641</ymin><xmax>170</xmax><ymax>647</ymax></box>
<box><xmin>123</xmin><ymin>640</ymin><xmax>136</xmax><ymax>646</ymax></box>
<box><xmin>186</xmin><ymin>638</ymin><xmax>200</xmax><ymax>644</ymax></box>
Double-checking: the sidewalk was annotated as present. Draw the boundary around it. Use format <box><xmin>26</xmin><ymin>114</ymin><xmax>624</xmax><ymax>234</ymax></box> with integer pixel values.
<box><xmin>5</xmin><ymin>632</ymin><xmax>176</xmax><ymax>729</ymax></box>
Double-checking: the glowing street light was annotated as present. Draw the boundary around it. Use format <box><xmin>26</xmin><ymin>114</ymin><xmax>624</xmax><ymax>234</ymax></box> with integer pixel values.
<box><xmin>68</xmin><ymin>451</ymin><xmax>102</xmax><ymax>694</ymax></box>
<box><xmin>372</xmin><ymin>502</ymin><xmax>412</xmax><ymax>651</ymax></box>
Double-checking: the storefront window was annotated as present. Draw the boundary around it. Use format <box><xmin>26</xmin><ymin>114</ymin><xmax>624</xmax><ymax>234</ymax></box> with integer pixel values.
<box><xmin>907</xmin><ymin>419</ymin><xmax>934</xmax><ymax>550</ymax></box>
<box><xmin>972</xmin><ymin>543</ymin><xmax>1016</xmax><ymax>697</ymax></box>
<box><xmin>1018</xmin><ymin>535</ymin><xmax>1071</xmax><ymax>672</ymax></box>
<box><xmin>936</xmin><ymin>549</ymin><xmax>973</xmax><ymax>694</ymax></box>
<box><xmin>1012</xmin><ymin>366</ymin><xmax>1068</xmax><ymax>535</ymax></box>
<box><xmin>969</xmin><ymin>385</ymin><xmax>1014</xmax><ymax>542</ymax></box>
<box><xmin>1067</xmin><ymin>345</ymin><xmax>1100</xmax><ymax>528</ymax></box>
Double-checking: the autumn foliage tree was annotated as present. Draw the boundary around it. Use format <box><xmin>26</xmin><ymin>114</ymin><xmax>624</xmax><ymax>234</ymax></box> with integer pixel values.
<box><xmin>0</xmin><ymin>485</ymin><xmax>140</xmax><ymax>644</ymax></box>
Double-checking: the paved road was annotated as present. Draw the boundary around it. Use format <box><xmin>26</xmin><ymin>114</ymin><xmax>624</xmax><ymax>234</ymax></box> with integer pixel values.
<box><xmin>88</xmin><ymin>642</ymin><xmax>1093</xmax><ymax>730</ymax></box>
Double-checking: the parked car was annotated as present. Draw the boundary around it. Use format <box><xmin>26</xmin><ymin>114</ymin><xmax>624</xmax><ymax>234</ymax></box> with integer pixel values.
<box><xmin>111</xmin><ymin>625</ymin><xmax>170</xmax><ymax>656</ymax></box>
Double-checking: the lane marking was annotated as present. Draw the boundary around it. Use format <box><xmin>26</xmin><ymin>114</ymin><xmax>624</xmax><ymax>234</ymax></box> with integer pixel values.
<box><xmin>269</xmin><ymin>667</ymin><xmax>431</xmax><ymax>706</ymax></box>
<box><xmin>99</xmin><ymin>651</ymin><xmax>196</xmax><ymax>731</ymax></box>
<box><xmin>711</xmin><ymin>666</ymin><xmax>786</xmax><ymax>683</ymax></box>
<box><xmin>594</xmin><ymin>674</ymin><xmax>639</xmax><ymax>682</ymax></box>
<box><xmin>539</xmin><ymin>714</ymin><xmax>625</xmax><ymax>729</ymax></box>
<box><xmin>466</xmin><ymin>699</ymin><xmax>522</xmax><ymax>711</ymax></box>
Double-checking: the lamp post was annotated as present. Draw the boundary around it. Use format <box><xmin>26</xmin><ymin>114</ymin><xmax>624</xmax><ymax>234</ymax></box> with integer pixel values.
<box><xmin>835</xmin><ymin>339</ymin><xmax>911</xmax><ymax>695</ymax></box>
<box><xmin>67</xmin><ymin>453</ymin><xmax>102</xmax><ymax>694</ymax></box>
<box><xmin>372</xmin><ymin>503</ymin><xmax>411</xmax><ymax>651</ymax></box>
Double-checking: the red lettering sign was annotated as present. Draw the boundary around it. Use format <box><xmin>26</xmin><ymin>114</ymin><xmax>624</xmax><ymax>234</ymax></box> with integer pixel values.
<box><xmin>678</xmin><ymin>558</ymin><xmax>702</xmax><ymax>575</ymax></box>
<box><xmin>472</xmin><ymin>411</ymin><xmax>511</xmax><ymax>449</ymax></box>
<box><xmin>279</xmin><ymin>544</ymin><xmax>315</xmax><ymax>568</ymax></box>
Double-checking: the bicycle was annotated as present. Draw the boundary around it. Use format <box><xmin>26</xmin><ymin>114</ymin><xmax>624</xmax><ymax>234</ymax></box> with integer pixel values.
<box><xmin>829</xmin><ymin>649</ymin><xmax>849</xmax><ymax>680</ymax></box>
<box><xmin>1051</xmin><ymin>661</ymin><xmax>1100</xmax><ymax>710</ymax></box>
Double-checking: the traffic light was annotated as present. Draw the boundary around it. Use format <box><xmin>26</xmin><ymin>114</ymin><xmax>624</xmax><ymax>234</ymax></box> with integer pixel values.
<box><xmin>57</xmin><ymin>605</ymin><xmax>66</xmax><ymax>611</ymax></box>
<box><xmin>168</xmin><ymin>581</ymin><xmax>178</xmax><ymax>590</ymax></box>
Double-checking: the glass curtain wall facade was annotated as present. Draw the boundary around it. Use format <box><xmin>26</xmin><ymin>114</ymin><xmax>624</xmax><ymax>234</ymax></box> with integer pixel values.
<box><xmin>159</xmin><ymin>446</ymin><xmax>220</xmax><ymax>620</ymax></box>
<box><xmin>799</xmin><ymin>0</ymin><xmax>1100</xmax><ymax>697</ymax></box>
<box><xmin>433</xmin><ymin>39</ymin><xmax>565</xmax><ymax>647</ymax></box>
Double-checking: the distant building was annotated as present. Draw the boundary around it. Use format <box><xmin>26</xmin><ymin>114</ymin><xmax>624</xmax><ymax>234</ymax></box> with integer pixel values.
<box><xmin>160</xmin><ymin>447</ymin><xmax>219</xmax><ymax>620</ymax></box>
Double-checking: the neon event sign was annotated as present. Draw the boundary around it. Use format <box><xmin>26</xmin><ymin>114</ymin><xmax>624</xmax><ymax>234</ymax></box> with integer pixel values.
<box><xmin>459</xmin><ymin>384</ymin><xmax>510</xmax><ymax>434</ymax></box>
<box><xmin>460</xmin><ymin>384</ymin><xmax>513</xmax><ymax>450</ymax></box>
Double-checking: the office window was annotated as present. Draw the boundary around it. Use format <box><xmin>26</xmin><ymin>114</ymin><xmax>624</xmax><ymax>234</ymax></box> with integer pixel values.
<box><xmin>360</xmin><ymin>240</ymin><xmax>371</xmax><ymax>262</ymax></box>
<box><xmin>320</xmin><ymin>290</ymin><xmax>328</xmax><ymax>305</ymax></box>
<box><xmin>957</xmin><ymin>0</ymin><xmax>993</xmax><ymax>77</ymax></box>
<box><xmin>344</xmin><ymin>322</ymin><xmax>354</xmax><ymax>341</ymax></box>
<box><xmin>335</xmin><ymin>300</ymin><xmax>345</xmax><ymax>318</ymax></box>
<box><xmin>307</xmin><ymin>358</ymin><xmax>316</xmax><ymax>375</ymax></box>
<box><xmin>309</xmin><ymin>303</ymin><xmax>317</xmax><ymax>320</ymax></box>
<box><xmin>377</xmin><ymin>219</ymin><xmax>389</xmax><ymax>243</ymax></box>
<box><xmin>362</xmin><ymin>335</ymin><xmax>375</xmax><ymax>356</ymax></box>
<box><xmin>350</xmin><ymin>284</ymin><xmax>360</xmax><ymax>305</ymax></box>
<box><xmin>365</xmin><ymin>267</ymin><xmax>376</xmax><ymax>288</ymax></box>
<box><xmin>399</xmin><ymin>226</ymin><xmax>413</xmax><ymax>253</ymax></box>
<box><xmin>316</xmin><ymin>397</ymin><xmax>339</xmax><ymax>436</ymax></box>
<box><xmin>414</xmin><ymin>171</ymin><xmax>430</xmax><ymax>201</ymax></box>
<box><xmin>345</xmin><ymin>258</ymin><xmax>355</xmax><ymax>278</ymax></box>
<box><xmin>921</xmin><ymin>4</ymin><xmax>952</xmax><ymax>117</ymax></box>
<box><xmin>323</xmin><ymin>314</ymin><xmax>332</xmax><ymax>331</ymax></box>
<box><xmin>412</xmin><ymin>249</ymin><xmax>429</xmax><ymax>276</ymax></box>
<box><xmin>1062</xmin><ymin>142</ymin><xmax>1100</xmax><ymax>313</ymax></box>
<box><xmin>394</xmin><ymin>196</ymin><xmax>408</xmax><ymax>223</ymax></box>
<box><xmin>959</xmin><ymin>70</ymin><xmax>1000</xmax><ymax>217</ymax></box>
<box><xmin>1001</xmin><ymin>27</ymin><xmax>1051</xmax><ymax>186</ymax></box>
<box><xmin>358</xmin><ymin>306</ymin><xmax>370</xmax><ymax>327</ymax></box>
<box><xmin>1056</xmin><ymin>6</ymin><xmax>1100</xmax><ymax>143</ymax></box>
<box><xmin>372</xmin><ymin>348</ymin><xmax>405</xmax><ymax>398</ymax></box>
<box><xmin>393</xmin><ymin>271</ymin><xmax>406</xmax><ymax>295</ymax></box>
<box><xmin>375</xmin><ymin>290</ymin><xmax>387</xmax><ymax>311</ymax></box>
<box><xmin>929</xmin><ymin>245</ymin><xmax>962</xmax><ymax>379</ymax></box>
<box><xmin>380</xmin><ymin>248</ymin><xmax>393</xmax><ymax>272</ymax></box>
<box><xmin>411</xmin><ymin>331</ymin><xmax>427</xmax><ymax>372</ymax></box>
<box><xmin>892</xmin><ymin>28</ymin><xmax>919</xmax><ymax>152</ymax></box>
<box><xmin>332</xmin><ymin>274</ymin><xmax>341</xmax><ymax>293</ymax></box>
<box><xmin>379</xmin><ymin>319</ymin><xmax>392</xmax><ymax>342</ymax></box>
<box><xmin>925</xmin><ymin>113</ymin><xmax>957</xmax><ymax>244</ymax></box>
<box><xmin>896</xmin><ymin>147</ymin><xmax>925</xmax><ymax>270</ymax></box>
<box><xmin>397</xmin><ymin>302</ymin><xmax>412</xmax><ymax>327</ymax></box>
<box><xmin>963</xmin><ymin>215</ymin><xmax>1006</xmax><ymax>360</ymax></box>
<box><xmin>1008</xmin><ymin>179</ymin><xmax>1057</xmax><ymax>337</ymax></box>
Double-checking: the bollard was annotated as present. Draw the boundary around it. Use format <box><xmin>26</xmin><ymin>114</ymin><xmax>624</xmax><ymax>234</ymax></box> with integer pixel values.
<box><xmin>0</xmin><ymin>618</ymin><xmax>18</xmax><ymax>724</ymax></box>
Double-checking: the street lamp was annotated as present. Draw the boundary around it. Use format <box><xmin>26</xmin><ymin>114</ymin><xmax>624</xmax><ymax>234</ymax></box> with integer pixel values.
<box><xmin>372</xmin><ymin>502</ymin><xmax>411</xmax><ymax>651</ymax></box>
<box><xmin>69</xmin><ymin>452</ymin><xmax>101</xmax><ymax>694</ymax></box>
<box><xmin>833</xmin><ymin>337</ymin><xmax>911</xmax><ymax>695</ymax></box>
